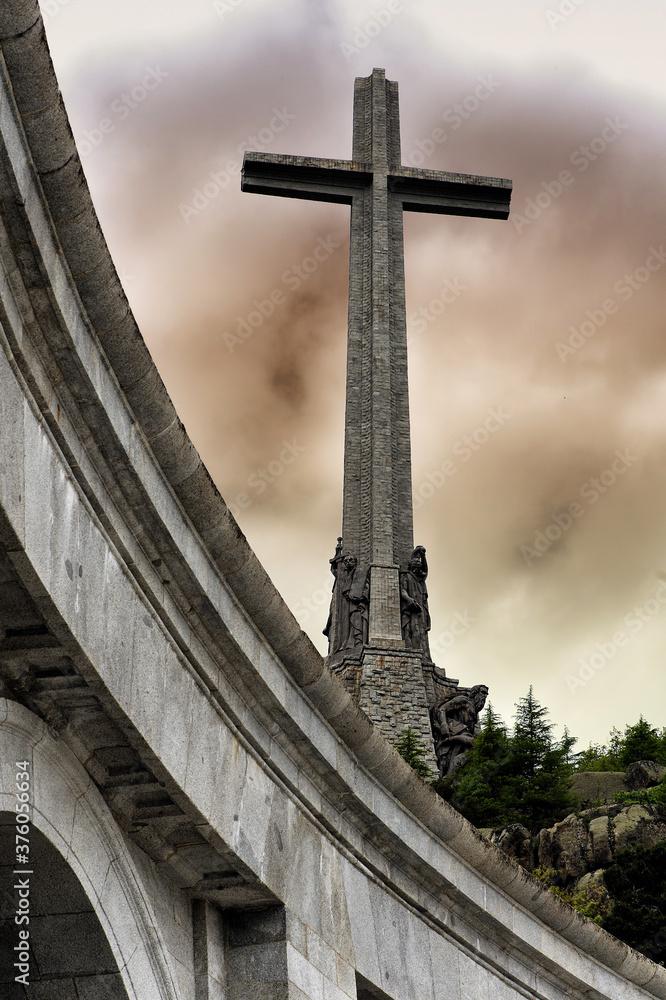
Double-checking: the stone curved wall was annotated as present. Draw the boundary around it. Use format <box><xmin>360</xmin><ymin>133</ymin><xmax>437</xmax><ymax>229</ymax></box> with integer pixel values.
<box><xmin>0</xmin><ymin>4</ymin><xmax>664</xmax><ymax>998</ymax></box>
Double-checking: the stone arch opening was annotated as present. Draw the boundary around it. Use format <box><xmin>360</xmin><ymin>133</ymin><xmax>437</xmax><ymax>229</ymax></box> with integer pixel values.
<box><xmin>0</xmin><ymin>811</ymin><xmax>130</xmax><ymax>1000</ymax></box>
<box><xmin>357</xmin><ymin>973</ymin><xmax>395</xmax><ymax>1000</ymax></box>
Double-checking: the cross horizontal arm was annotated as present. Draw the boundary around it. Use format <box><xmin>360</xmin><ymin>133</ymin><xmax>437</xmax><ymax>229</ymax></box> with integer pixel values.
<box><xmin>389</xmin><ymin>166</ymin><xmax>512</xmax><ymax>220</ymax></box>
<box><xmin>242</xmin><ymin>152</ymin><xmax>371</xmax><ymax>205</ymax></box>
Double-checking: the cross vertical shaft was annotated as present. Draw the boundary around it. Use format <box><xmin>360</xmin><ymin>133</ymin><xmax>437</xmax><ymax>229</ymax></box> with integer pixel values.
<box><xmin>345</xmin><ymin>70</ymin><xmax>410</xmax><ymax>645</ymax></box>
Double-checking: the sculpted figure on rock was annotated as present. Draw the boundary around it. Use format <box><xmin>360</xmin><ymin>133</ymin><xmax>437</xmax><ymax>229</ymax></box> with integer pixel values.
<box><xmin>433</xmin><ymin>683</ymin><xmax>489</xmax><ymax>776</ymax></box>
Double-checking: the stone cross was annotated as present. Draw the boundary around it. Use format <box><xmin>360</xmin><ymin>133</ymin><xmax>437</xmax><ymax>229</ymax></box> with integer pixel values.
<box><xmin>242</xmin><ymin>69</ymin><xmax>511</xmax><ymax>756</ymax></box>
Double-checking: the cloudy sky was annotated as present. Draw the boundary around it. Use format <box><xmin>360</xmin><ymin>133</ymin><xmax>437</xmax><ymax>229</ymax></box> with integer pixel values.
<box><xmin>40</xmin><ymin>0</ymin><xmax>666</xmax><ymax>748</ymax></box>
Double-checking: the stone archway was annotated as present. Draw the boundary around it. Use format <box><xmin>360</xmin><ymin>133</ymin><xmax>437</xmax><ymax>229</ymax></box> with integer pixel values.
<box><xmin>0</xmin><ymin>812</ymin><xmax>130</xmax><ymax>998</ymax></box>
<box><xmin>0</xmin><ymin>700</ymin><xmax>179</xmax><ymax>1000</ymax></box>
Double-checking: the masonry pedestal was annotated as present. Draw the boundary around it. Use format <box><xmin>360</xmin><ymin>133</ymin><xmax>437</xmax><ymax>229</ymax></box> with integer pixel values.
<box><xmin>332</xmin><ymin>647</ymin><xmax>438</xmax><ymax>774</ymax></box>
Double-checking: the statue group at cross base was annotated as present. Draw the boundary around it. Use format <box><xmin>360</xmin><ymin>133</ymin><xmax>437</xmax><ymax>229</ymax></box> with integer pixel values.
<box><xmin>323</xmin><ymin>540</ymin><xmax>432</xmax><ymax>657</ymax></box>
<box><xmin>323</xmin><ymin>539</ymin><xmax>489</xmax><ymax>777</ymax></box>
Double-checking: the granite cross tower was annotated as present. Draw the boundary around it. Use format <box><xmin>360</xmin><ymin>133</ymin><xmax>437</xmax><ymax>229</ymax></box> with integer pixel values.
<box><xmin>242</xmin><ymin>69</ymin><xmax>511</xmax><ymax>769</ymax></box>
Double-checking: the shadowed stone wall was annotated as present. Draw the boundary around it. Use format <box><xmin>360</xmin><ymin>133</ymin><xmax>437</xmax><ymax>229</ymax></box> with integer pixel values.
<box><xmin>0</xmin><ymin>815</ymin><xmax>130</xmax><ymax>1000</ymax></box>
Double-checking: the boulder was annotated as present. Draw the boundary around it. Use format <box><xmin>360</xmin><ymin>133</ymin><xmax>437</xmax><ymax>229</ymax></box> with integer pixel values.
<box><xmin>489</xmin><ymin>824</ymin><xmax>533</xmax><ymax>870</ymax></box>
<box><xmin>612</xmin><ymin>803</ymin><xmax>666</xmax><ymax>854</ymax></box>
<box><xmin>569</xmin><ymin>771</ymin><xmax>625</xmax><ymax>806</ymax></box>
<box><xmin>537</xmin><ymin>813</ymin><xmax>589</xmax><ymax>879</ymax></box>
<box><xmin>575</xmin><ymin>868</ymin><xmax>606</xmax><ymax>893</ymax></box>
<box><xmin>624</xmin><ymin>760</ymin><xmax>665</xmax><ymax>791</ymax></box>
<box><xmin>536</xmin><ymin>802</ymin><xmax>666</xmax><ymax>882</ymax></box>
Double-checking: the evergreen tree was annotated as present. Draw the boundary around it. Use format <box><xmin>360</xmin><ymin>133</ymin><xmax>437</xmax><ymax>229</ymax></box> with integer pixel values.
<box><xmin>504</xmin><ymin>688</ymin><xmax>577</xmax><ymax>832</ymax></box>
<box><xmin>577</xmin><ymin>719</ymin><xmax>666</xmax><ymax>771</ymax></box>
<box><xmin>395</xmin><ymin>726</ymin><xmax>434</xmax><ymax>781</ymax></box>
<box><xmin>510</xmin><ymin>686</ymin><xmax>554</xmax><ymax>779</ymax></box>
<box><xmin>620</xmin><ymin>716</ymin><xmax>663</xmax><ymax>767</ymax></box>
<box><xmin>447</xmin><ymin>704</ymin><xmax>512</xmax><ymax>828</ymax></box>
<box><xmin>602</xmin><ymin>842</ymin><xmax>666</xmax><ymax>962</ymax></box>
<box><xmin>435</xmin><ymin>691</ymin><xmax>578</xmax><ymax>832</ymax></box>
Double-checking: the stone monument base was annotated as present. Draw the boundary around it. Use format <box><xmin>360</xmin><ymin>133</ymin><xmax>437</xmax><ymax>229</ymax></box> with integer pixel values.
<box><xmin>331</xmin><ymin>647</ymin><xmax>438</xmax><ymax>773</ymax></box>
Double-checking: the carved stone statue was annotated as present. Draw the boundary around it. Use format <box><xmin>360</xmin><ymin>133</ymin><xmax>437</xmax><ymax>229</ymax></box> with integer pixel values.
<box><xmin>348</xmin><ymin>569</ymin><xmax>369</xmax><ymax>648</ymax></box>
<box><xmin>324</xmin><ymin>539</ymin><xmax>368</xmax><ymax>657</ymax></box>
<box><xmin>432</xmin><ymin>683</ymin><xmax>489</xmax><ymax>776</ymax></box>
<box><xmin>399</xmin><ymin>545</ymin><xmax>432</xmax><ymax>659</ymax></box>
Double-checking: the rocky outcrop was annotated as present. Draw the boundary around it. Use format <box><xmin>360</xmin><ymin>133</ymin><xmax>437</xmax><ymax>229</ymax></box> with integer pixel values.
<box><xmin>570</xmin><ymin>770</ymin><xmax>626</xmax><ymax>806</ymax></box>
<box><xmin>575</xmin><ymin>868</ymin><xmax>607</xmax><ymax>893</ymax></box>
<box><xmin>537</xmin><ymin>812</ymin><xmax>589</xmax><ymax>879</ymax></box>
<box><xmin>570</xmin><ymin>761</ymin><xmax>665</xmax><ymax>807</ymax></box>
<box><xmin>537</xmin><ymin>802</ymin><xmax>666</xmax><ymax>876</ymax></box>
<box><xmin>484</xmin><ymin>762</ymin><xmax>666</xmax><ymax>882</ymax></box>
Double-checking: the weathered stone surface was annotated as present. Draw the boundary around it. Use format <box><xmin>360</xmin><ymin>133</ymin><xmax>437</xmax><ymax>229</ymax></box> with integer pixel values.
<box><xmin>613</xmin><ymin>803</ymin><xmax>666</xmax><ymax>854</ymax></box>
<box><xmin>489</xmin><ymin>824</ymin><xmax>534</xmax><ymax>871</ymax></box>
<box><xmin>356</xmin><ymin>647</ymin><xmax>436</xmax><ymax>771</ymax></box>
<box><xmin>570</xmin><ymin>770</ymin><xmax>626</xmax><ymax>806</ymax></box>
<box><xmin>575</xmin><ymin>868</ymin><xmax>607</xmax><ymax>893</ymax></box>
<box><xmin>536</xmin><ymin>803</ymin><xmax>666</xmax><ymax>876</ymax></box>
<box><xmin>588</xmin><ymin>814</ymin><xmax>614</xmax><ymax>866</ymax></box>
<box><xmin>537</xmin><ymin>814</ymin><xmax>590</xmax><ymax>879</ymax></box>
<box><xmin>625</xmin><ymin>760</ymin><xmax>666</xmax><ymax>791</ymax></box>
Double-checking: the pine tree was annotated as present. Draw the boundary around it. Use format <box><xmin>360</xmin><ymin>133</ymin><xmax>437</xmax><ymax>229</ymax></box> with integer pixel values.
<box><xmin>602</xmin><ymin>842</ymin><xmax>666</xmax><ymax>962</ymax></box>
<box><xmin>505</xmin><ymin>688</ymin><xmax>577</xmax><ymax>832</ymax></box>
<box><xmin>620</xmin><ymin>716</ymin><xmax>663</xmax><ymax>767</ymax></box>
<box><xmin>510</xmin><ymin>687</ymin><xmax>554</xmax><ymax>778</ymax></box>
<box><xmin>395</xmin><ymin>726</ymin><xmax>434</xmax><ymax>781</ymax></box>
<box><xmin>448</xmin><ymin>703</ymin><xmax>512</xmax><ymax>828</ymax></box>
<box><xmin>434</xmin><ymin>692</ymin><xmax>578</xmax><ymax>832</ymax></box>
